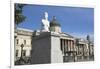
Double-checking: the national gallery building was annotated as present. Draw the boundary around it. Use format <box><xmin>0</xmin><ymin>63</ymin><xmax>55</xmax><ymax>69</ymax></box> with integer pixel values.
<box><xmin>14</xmin><ymin>12</ymin><xmax>94</xmax><ymax>65</ymax></box>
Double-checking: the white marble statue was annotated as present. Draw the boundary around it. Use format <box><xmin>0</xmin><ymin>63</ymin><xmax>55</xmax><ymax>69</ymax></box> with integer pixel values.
<box><xmin>41</xmin><ymin>12</ymin><xmax>50</xmax><ymax>32</ymax></box>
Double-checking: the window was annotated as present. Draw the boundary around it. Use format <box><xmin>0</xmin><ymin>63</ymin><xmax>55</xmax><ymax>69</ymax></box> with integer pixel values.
<box><xmin>30</xmin><ymin>50</ymin><xmax>32</xmax><ymax>55</ymax></box>
<box><xmin>16</xmin><ymin>39</ymin><xmax>19</xmax><ymax>44</ymax></box>
<box><xmin>24</xmin><ymin>40</ymin><xmax>26</xmax><ymax>45</ymax></box>
<box><xmin>16</xmin><ymin>50</ymin><xmax>18</xmax><ymax>57</ymax></box>
<box><xmin>22</xmin><ymin>50</ymin><xmax>26</xmax><ymax>56</ymax></box>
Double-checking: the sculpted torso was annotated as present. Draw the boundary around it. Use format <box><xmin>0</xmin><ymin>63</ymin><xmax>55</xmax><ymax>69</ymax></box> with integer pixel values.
<box><xmin>41</xmin><ymin>12</ymin><xmax>50</xmax><ymax>32</ymax></box>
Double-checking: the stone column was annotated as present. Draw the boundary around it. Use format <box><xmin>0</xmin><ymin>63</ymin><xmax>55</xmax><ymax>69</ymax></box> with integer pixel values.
<box><xmin>67</xmin><ymin>40</ymin><xmax>69</xmax><ymax>52</ymax></box>
<box><xmin>67</xmin><ymin>40</ymin><xmax>68</xmax><ymax>51</ymax></box>
<box><xmin>65</xmin><ymin>40</ymin><xmax>67</xmax><ymax>53</ymax></box>
<box><xmin>70</xmin><ymin>40</ymin><xmax>72</xmax><ymax>51</ymax></box>
<box><xmin>72</xmin><ymin>41</ymin><xmax>74</xmax><ymax>51</ymax></box>
<box><xmin>68</xmin><ymin>40</ymin><xmax>70</xmax><ymax>51</ymax></box>
<box><xmin>66</xmin><ymin>40</ymin><xmax>68</xmax><ymax>56</ymax></box>
<box><xmin>62</xmin><ymin>39</ymin><xmax>65</xmax><ymax>55</ymax></box>
<box><xmin>70</xmin><ymin>40</ymin><xmax>73</xmax><ymax>56</ymax></box>
<box><xmin>82</xmin><ymin>44</ymin><xmax>84</xmax><ymax>61</ymax></box>
<box><xmin>69</xmin><ymin>40</ymin><xmax>71</xmax><ymax>52</ymax></box>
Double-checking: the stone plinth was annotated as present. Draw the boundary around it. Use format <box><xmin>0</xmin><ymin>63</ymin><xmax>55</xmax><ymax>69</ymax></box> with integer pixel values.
<box><xmin>31</xmin><ymin>32</ymin><xmax>63</xmax><ymax>64</ymax></box>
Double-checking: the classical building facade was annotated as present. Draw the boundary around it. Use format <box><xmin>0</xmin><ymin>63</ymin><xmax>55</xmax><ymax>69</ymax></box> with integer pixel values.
<box><xmin>14</xmin><ymin>12</ymin><xmax>94</xmax><ymax>65</ymax></box>
<box><xmin>14</xmin><ymin>28</ymin><xmax>33</xmax><ymax>63</ymax></box>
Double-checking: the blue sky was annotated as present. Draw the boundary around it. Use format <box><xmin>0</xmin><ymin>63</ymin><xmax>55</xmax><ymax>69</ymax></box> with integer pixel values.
<box><xmin>17</xmin><ymin>4</ymin><xmax>94</xmax><ymax>40</ymax></box>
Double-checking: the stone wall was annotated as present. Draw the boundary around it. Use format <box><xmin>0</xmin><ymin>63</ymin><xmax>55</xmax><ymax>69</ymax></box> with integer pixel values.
<box><xmin>31</xmin><ymin>32</ymin><xmax>51</xmax><ymax>64</ymax></box>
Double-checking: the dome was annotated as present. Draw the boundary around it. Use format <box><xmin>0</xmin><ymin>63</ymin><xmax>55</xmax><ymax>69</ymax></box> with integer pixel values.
<box><xmin>50</xmin><ymin>16</ymin><xmax>61</xmax><ymax>33</ymax></box>
<box><xmin>50</xmin><ymin>16</ymin><xmax>61</xmax><ymax>27</ymax></box>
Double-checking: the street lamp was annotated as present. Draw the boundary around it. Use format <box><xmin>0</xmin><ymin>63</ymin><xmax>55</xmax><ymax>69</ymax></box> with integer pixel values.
<box><xmin>20</xmin><ymin>44</ymin><xmax>24</xmax><ymax>59</ymax></box>
<box><xmin>15</xmin><ymin>44</ymin><xmax>25</xmax><ymax>65</ymax></box>
<box><xmin>17</xmin><ymin>44</ymin><xmax>25</xmax><ymax>65</ymax></box>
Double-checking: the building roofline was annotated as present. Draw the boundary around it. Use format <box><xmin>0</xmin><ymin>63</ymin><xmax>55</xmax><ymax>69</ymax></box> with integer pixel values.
<box><xmin>17</xmin><ymin>27</ymin><xmax>34</xmax><ymax>32</ymax></box>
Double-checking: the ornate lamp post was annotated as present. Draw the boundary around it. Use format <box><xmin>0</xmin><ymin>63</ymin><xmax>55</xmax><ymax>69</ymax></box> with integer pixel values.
<box><xmin>15</xmin><ymin>44</ymin><xmax>25</xmax><ymax>65</ymax></box>
<box><xmin>18</xmin><ymin>44</ymin><xmax>25</xmax><ymax>65</ymax></box>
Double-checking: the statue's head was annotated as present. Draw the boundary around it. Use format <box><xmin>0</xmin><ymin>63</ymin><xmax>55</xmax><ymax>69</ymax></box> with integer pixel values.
<box><xmin>44</xmin><ymin>12</ymin><xmax>48</xmax><ymax>19</ymax></box>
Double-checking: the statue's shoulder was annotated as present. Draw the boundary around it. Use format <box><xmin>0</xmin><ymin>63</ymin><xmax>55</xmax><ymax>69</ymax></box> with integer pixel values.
<box><xmin>42</xmin><ymin>19</ymin><xmax>45</xmax><ymax>22</ymax></box>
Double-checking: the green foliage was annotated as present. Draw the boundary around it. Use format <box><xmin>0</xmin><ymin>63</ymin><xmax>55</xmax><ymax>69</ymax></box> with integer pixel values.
<box><xmin>15</xmin><ymin>4</ymin><xmax>26</xmax><ymax>25</ymax></box>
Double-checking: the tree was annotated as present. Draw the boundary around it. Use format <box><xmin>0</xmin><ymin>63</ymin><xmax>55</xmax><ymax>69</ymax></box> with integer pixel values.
<box><xmin>15</xmin><ymin>4</ymin><xmax>26</xmax><ymax>25</ymax></box>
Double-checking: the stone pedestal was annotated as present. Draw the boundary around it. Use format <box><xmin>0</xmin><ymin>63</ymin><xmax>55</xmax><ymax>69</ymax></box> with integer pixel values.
<box><xmin>31</xmin><ymin>32</ymin><xmax>63</xmax><ymax>64</ymax></box>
